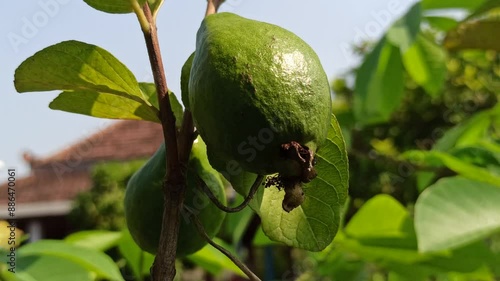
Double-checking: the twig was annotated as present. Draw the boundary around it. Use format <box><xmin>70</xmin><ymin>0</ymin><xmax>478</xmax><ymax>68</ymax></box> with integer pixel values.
<box><xmin>185</xmin><ymin>206</ymin><xmax>262</xmax><ymax>281</ymax></box>
<box><xmin>198</xmin><ymin>174</ymin><xmax>264</xmax><ymax>213</ymax></box>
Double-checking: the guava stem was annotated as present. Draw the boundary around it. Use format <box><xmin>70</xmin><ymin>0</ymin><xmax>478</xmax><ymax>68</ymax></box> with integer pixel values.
<box><xmin>199</xmin><ymin>175</ymin><xmax>264</xmax><ymax>213</ymax></box>
<box><xmin>140</xmin><ymin>4</ymin><xmax>190</xmax><ymax>281</ymax></box>
<box><xmin>185</xmin><ymin>206</ymin><xmax>262</xmax><ymax>281</ymax></box>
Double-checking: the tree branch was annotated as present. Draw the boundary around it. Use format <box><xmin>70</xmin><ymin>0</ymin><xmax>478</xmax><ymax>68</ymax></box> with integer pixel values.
<box><xmin>138</xmin><ymin>4</ymin><xmax>188</xmax><ymax>280</ymax></box>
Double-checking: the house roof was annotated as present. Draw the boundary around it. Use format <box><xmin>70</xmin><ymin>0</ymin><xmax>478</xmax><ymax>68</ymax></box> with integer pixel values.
<box><xmin>27</xmin><ymin>120</ymin><xmax>164</xmax><ymax>168</ymax></box>
<box><xmin>0</xmin><ymin>120</ymin><xmax>164</xmax><ymax>215</ymax></box>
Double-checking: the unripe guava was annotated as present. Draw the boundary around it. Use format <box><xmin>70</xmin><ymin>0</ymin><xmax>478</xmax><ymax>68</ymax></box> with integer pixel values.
<box><xmin>189</xmin><ymin>13</ymin><xmax>331</xmax><ymax>182</ymax></box>
<box><xmin>124</xmin><ymin>137</ymin><xmax>226</xmax><ymax>256</ymax></box>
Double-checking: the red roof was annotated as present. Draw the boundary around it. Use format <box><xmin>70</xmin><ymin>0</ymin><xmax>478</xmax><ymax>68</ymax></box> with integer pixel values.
<box><xmin>0</xmin><ymin>120</ymin><xmax>163</xmax><ymax>206</ymax></box>
<box><xmin>29</xmin><ymin>120</ymin><xmax>164</xmax><ymax>168</ymax></box>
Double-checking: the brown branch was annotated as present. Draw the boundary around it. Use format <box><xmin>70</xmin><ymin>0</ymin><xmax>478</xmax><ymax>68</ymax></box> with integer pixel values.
<box><xmin>140</xmin><ymin>4</ymin><xmax>189</xmax><ymax>281</ymax></box>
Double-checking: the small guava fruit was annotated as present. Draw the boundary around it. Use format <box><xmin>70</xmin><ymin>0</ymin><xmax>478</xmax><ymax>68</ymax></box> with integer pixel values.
<box><xmin>124</xmin><ymin>137</ymin><xmax>226</xmax><ymax>256</ymax></box>
<box><xmin>189</xmin><ymin>13</ymin><xmax>331</xmax><ymax>211</ymax></box>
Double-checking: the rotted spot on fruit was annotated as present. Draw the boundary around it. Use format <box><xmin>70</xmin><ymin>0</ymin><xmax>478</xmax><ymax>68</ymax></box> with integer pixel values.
<box><xmin>265</xmin><ymin>174</ymin><xmax>305</xmax><ymax>212</ymax></box>
<box><xmin>262</xmin><ymin>141</ymin><xmax>317</xmax><ymax>212</ymax></box>
<box><xmin>282</xmin><ymin>179</ymin><xmax>305</xmax><ymax>212</ymax></box>
<box><xmin>280</xmin><ymin>141</ymin><xmax>317</xmax><ymax>182</ymax></box>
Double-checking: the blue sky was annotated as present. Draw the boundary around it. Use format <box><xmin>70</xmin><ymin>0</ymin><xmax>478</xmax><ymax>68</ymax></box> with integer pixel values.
<box><xmin>0</xmin><ymin>0</ymin><xmax>416</xmax><ymax>176</ymax></box>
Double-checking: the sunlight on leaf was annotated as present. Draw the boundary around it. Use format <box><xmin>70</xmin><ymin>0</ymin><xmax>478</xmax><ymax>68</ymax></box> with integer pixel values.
<box><xmin>415</xmin><ymin>177</ymin><xmax>500</xmax><ymax>252</ymax></box>
<box><xmin>15</xmin><ymin>40</ymin><xmax>145</xmax><ymax>104</ymax></box>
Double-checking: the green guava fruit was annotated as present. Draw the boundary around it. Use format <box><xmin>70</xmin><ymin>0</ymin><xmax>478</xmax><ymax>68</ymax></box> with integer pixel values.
<box><xmin>124</xmin><ymin>137</ymin><xmax>226</xmax><ymax>256</ymax></box>
<box><xmin>181</xmin><ymin>52</ymin><xmax>195</xmax><ymax>110</ymax></box>
<box><xmin>189</xmin><ymin>12</ymin><xmax>331</xmax><ymax>180</ymax></box>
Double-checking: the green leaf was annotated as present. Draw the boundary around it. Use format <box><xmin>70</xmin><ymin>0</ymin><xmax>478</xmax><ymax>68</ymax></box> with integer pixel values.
<box><xmin>18</xmin><ymin>240</ymin><xmax>124</xmax><ymax>281</ymax></box>
<box><xmin>309</xmin><ymin>249</ymin><xmax>370</xmax><ymax>281</ymax></box>
<box><xmin>186</xmin><ymin>238</ymin><xmax>245</xmax><ymax>277</ymax></box>
<box><xmin>421</xmin><ymin>0</ymin><xmax>488</xmax><ymax>11</ymax></box>
<box><xmin>15</xmin><ymin>40</ymin><xmax>144</xmax><ymax>102</ymax></box>
<box><xmin>138</xmin><ymin>82</ymin><xmax>160</xmax><ymax>109</ymax></box>
<box><xmin>118</xmin><ymin>229</ymin><xmax>155</xmax><ymax>279</ymax></box>
<box><xmin>451</xmin><ymin>146</ymin><xmax>500</xmax><ymax>170</ymax></box>
<box><xmin>341</xmin><ymin>195</ymin><xmax>422</xmax><ymax>264</ymax></box>
<box><xmin>345</xmin><ymin>195</ymin><xmax>417</xmax><ymax>246</ymax></box>
<box><xmin>403</xmin><ymin>150</ymin><xmax>500</xmax><ymax>186</ymax></box>
<box><xmin>387</xmin><ymin>2</ymin><xmax>422</xmax><ymax>51</ymax></box>
<box><xmin>433</xmin><ymin>105</ymin><xmax>500</xmax><ymax>151</ymax></box>
<box><xmin>465</xmin><ymin>0</ymin><xmax>500</xmax><ymax>20</ymax></box>
<box><xmin>424</xmin><ymin>16</ymin><xmax>459</xmax><ymax>31</ymax></box>
<box><xmin>402</xmin><ymin>34</ymin><xmax>447</xmax><ymax>97</ymax></box>
<box><xmin>252</xmin><ymin>114</ymin><xmax>348</xmax><ymax>251</ymax></box>
<box><xmin>354</xmin><ymin>38</ymin><xmax>405</xmax><ymax>125</ymax></box>
<box><xmin>83</xmin><ymin>0</ymin><xmax>146</xmax><ymax>14</ymax></box>
<box><xmin>415</xmin><ymin>177</ymin><xmax>500</xmax><ymax>252</ymax></box>
<box><xmin>138</xmin><ymin>83</ymin><xmax>184</xmax><ymax>126</ymax></box>
<box><xmin>444</xmin><ymin>20</ymin><xmax>500</xmax><ymax>51</ymax></box>
<box><xmin>422</xmin><ymin>241</ymin><xmax>500</xmax><ymax>275</ymax></box>
<box><xmin>16</xmin><ymin>255</ymin><xmax>93</xmax><ymax>281</ymax></box>
<box><xmin>252</xmin><ymin>226</ymin><xmax>278</xmax><ymax>247</ymax></box>
<box><xmin>64</xmin><ymin>230</ymin><xmax>123</xmax><ymax>252</ymax></box>
<box><xmin>49</xmin><ymin>90</ymin><xmax>160</xmax><ymax>122</ymax></box>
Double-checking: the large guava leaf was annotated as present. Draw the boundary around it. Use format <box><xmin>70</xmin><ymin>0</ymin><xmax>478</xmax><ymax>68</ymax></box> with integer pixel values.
<box><xmin>15</xmin><ymin>40</ymin><xmax>145</xmax><ymax>103</ymax></box>
<box><xmin>415</xmin><ymin>177</ymin><xmax>500</xmax><ymax>252</ymax></box>
<box><xmin>230</xmin><ymin>114</ymin><xmax>348</xmax><ymax>251</ymax></box>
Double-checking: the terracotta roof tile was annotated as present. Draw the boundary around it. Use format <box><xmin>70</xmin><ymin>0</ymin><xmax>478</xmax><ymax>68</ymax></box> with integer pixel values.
<box><xmin>32</xmin><ymin>120</ymin><xmax>163</xmax><ymax>167</ymax></box>
<box><xmin>0</xmin><ymin>120</ymin><xmax>164</xmax><ymax>206</ymax></box>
